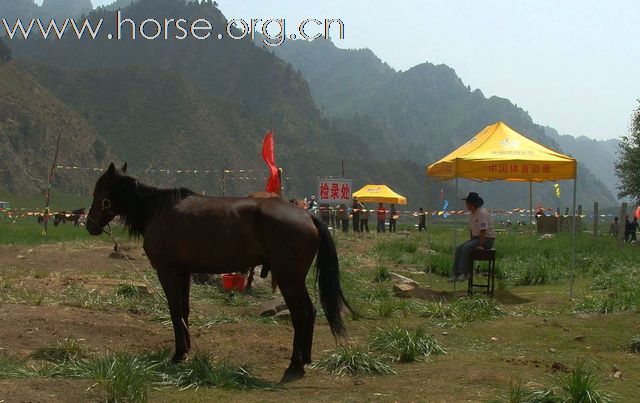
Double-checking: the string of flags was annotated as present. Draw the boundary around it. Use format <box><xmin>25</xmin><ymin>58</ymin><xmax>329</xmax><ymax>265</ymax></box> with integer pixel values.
<box><xmin>54</xmin><ymin>165</ymin><xmax>295</xmax><ymax>180</ymax></box>
<box><xmin>56</xmin><ymin>165</ymin><xmax>258</xmax><ymax>175</ymax></box>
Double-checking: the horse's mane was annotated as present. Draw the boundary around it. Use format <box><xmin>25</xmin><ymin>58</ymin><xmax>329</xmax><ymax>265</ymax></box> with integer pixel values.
<box><xmin>113</xmin><ymin>174</ymin><xmax>195</xmax><ymax>238</ymax></box>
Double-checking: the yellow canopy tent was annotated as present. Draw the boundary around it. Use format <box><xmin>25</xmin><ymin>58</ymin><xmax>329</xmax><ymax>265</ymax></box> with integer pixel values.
<box><xmin>353</xmin><ymin>184</ymin><xmax>407</xmax><ymax>205</ymax></box>
<box><xmin>426</xmin><ymin>122</ymin><xmax>578</xmax><ymax>297</ymax></box>
<box><xmin>428</xmin><ymin>121</ymin><xmax>576</xmax><ymax>181</ymax></box>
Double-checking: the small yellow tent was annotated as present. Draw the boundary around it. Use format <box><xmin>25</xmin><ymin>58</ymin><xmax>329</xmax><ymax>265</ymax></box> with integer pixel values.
<box><xmin>353</xmin><ymin>185</ymin><xmax>407</xmax><ymax>204</ymax></box>
<box><xmin>428</xmin><ymin>121</ymin><xmax>576</xmax><ymax>181</ymax></box>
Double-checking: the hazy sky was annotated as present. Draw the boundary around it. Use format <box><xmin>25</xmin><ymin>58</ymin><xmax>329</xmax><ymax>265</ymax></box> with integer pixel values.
<box><xmin>57</xmin><ymin>0</ymin><xmax>640</xmax><ymax>140</ymax></box>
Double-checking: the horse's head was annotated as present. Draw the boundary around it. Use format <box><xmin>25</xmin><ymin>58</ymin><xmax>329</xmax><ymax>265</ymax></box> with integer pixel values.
<box><xmin>86</xmin><ymin>162</ymin><xmax>128</xmax><ymax>236</ymax></box>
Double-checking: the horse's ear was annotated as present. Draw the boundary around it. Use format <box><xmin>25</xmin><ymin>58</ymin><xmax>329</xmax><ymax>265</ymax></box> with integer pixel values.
<box><xmin>107</xmin><ymin>162</ymin><xmax>116</xmax><ymax>176</ymax></box>
<box><xmin>121</xmin><ymin>162</ymin><xmax>128</xmax><ymax>173</ymax></box>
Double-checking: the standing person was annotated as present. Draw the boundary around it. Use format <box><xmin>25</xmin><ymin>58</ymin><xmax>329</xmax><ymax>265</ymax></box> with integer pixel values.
<box><xmin>337</xmin><ymin>204</ymin><xmax>349</xmax><ymax>233</ymax></box>
<box><xmin>389</xmin><ymin>203</ymin><xmax>398</xmax><ymax>233</ymax></box>
<box><xmin>352</xmin><ymin>197</ymin><xmax>363</xmax><ymax>233</ymax></box>
<box><xmin>609</xmin><ymin>216</ymin><xmax>620</xmax><ymax>237</ymax></box>
<box><xmin>330</xmin><ymin>205</ymin><xmax>336</xmax><ymax>229</ymax></box>
<box><xmin>319</xmin><ymin>203</ymin><xmax>331</xmax><ymax>226</ymax></box>
<box><xmin>376</xmin><ymin>203</ymin><xmax>386</xmax><ymax>233</ymax></box>
<box><xmin>625</xmin><ymin>215</ymin><xmax>632</xmax><ymax>242</ymax></box>
<box><xmin>627</xmin><ymin>216</ymin><xmax>640</xmax><ymax>242</ymax></box>
<box><xmin>449</xmin><ymin>192</ymin><xmax>496</xmax><ymax>282</ymax></box>
<box><xmin>417</xmin><ymin>207</ymin><xmax>426</xmax><ymax>231</ymax></box>
<box><xmin>307</xmin><ymin>195</ymin><xmax>317</xmax><ymax>212</ymax></box>
<box><xmin>360</xmin><ymin>205</ymin><xmax>370</xmax><ymax>233</ymax></box>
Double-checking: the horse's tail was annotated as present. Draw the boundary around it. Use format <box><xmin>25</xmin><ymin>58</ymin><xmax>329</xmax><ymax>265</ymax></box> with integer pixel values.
<box><xmin>311</xmin><ymin>215</ymin><xmax>354</xmax><ymax>338</ymax></box>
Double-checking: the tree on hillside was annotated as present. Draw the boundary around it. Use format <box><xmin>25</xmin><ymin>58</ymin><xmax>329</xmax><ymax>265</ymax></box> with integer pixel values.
<box><xmin>615</xmin><ymin>101</ymin><xmax>640</xmax><ymax>201</ymax></box>
<box><xmin>0</xmin><ymin>37</ymin><xmax>12</xmax><ymax>62</ymax></box>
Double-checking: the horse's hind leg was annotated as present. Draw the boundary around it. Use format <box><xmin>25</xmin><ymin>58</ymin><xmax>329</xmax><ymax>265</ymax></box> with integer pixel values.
<box><xmin>301</xmin><ymin>287</ymin><xmax>316</xmax><ymax>365</ymax></box>
<box><xmin>274</xmin><ymin>266</ymin><xmax>314</xmax><ymax>383</ymax></box>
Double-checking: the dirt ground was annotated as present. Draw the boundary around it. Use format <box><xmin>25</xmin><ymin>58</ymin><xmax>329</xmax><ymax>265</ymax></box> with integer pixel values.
<box><xmin>1</xmin><ymin>242</ymin><xmax>639</xmax><ymax>402</ymax></box>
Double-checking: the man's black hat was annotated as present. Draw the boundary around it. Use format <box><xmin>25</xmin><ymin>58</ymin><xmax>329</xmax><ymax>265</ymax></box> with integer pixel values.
<box><xmin>462</xmin><ymin>192</ymin><xmax>484</xmax><ymax>207</ymax></box>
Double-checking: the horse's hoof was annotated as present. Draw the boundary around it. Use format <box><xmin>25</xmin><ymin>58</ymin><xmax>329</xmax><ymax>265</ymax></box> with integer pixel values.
<box><xmin>279</xmin><ymin>368</ymin><xmax>304</xmax><ymax>384</ymax></box>
<box><xmin>171</xmin><ymin>352</ymin><xmax>188</xmax><ymax>363</ymax></box>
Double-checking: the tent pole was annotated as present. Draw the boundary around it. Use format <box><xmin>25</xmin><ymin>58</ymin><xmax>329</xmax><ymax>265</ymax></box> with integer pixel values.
<box><xmin>570</xmin><ymin>177</ymin><xmax>577</xmax><ymax>299</ymax></box>
<box><xmin>452</xmin><ymin>178</ymin><xmax>459</xmax><ymax>297</ymax></box>
<box><xmin>426</xmin><ymin>174</ymin><xmax>432</xmax><ymax>288</ymax></box>
<box><xmin>529</xmin><ymin>181</ymin><xmax>533</xmax><ymax>232</ymax></box>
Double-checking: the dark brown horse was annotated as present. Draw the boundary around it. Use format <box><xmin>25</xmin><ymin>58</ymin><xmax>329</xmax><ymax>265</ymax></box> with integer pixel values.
<box><xmin>86</xmin><ymin>163</ymin><xmax>353</xmax><ymax>382</ymax></box>
<box><xmin>54</xmin><ymin>208</ymin><xmax>86</xmax><ymax>227</ymax></box>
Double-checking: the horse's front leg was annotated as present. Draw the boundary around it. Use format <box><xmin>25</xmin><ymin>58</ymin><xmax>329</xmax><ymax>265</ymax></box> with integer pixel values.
<box><xmin>157</xmin><ymin>269</ymin><xmax>190</xmax><ymax>362</ymax></box>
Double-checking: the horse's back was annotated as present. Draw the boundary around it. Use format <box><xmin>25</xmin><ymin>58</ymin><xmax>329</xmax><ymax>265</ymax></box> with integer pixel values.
<box><xmin>143</xmin><ymin>195</ymin><xmax>318</xmax><ymax>272</ymax></box>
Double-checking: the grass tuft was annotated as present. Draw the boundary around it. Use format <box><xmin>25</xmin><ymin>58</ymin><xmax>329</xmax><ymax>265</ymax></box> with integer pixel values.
<box><xmin>372</xmin><ymin>265</ymin><xmax>390</xmax><ymax>283</ymax></box>
<box><xmin>419</xmin><ymin>295</ymin><xmax>505</xmax><ymax>326</ymax></box>
<box><xmin>369</xmin><ymin>324</ymin><xmax>446</xmax><ymax>362</ymax></box>
<box><xmin>627</xmin><ymin>335</ymin><xmax>640</xmax><ymax>353</ymax></box>
<box><xmin>166</xmin><ymin>353</ymin><xmax>277</xmax><ymax>390</ymax></box>
<box><xmin>49</xmin><ymin>353</ymin><xmax>160</xmax><ymax>402</ymax></box>
<box><xmin>311</xmin><ymin>346</ymin><xmax>395</xmax><ymax>376</ymax></box>
<box><xmin>555</xmin><ymin>360</ymin><xmax>614</xmax><ymax>403</ymax></box>
<box><xmin>115</xmin><ymin>284</ymin><xmax>140</xmax><ymax>298</ymax></box>
<box><xmin>0</xmin><ymin>355</ymin><xmax>28</xmax><ymax>379</ymax></box>
<box><xmin>31</xmin><ymin>338</ymin><xmax>89</xmax><ymax>364</ymax></box>
<box><xmin>373</xmin><ymin>297</ymin><xmax>410</xmax><ymax>318</ymax></box>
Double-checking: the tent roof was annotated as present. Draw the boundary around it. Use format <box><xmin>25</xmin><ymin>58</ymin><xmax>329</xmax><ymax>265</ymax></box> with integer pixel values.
<box><xmin>427</xmin><ymin>122</ymin><xmax>577</xmax><ymax>182</ymax></box>
<box><xmin>353</xmin><ymin>184</ymin><xmax>407</xmax><ymax>204</ymax></box>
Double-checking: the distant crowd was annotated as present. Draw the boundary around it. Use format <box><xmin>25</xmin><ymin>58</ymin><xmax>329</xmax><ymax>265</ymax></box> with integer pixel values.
<box><xmin>300</xmin><ymin>195</ymin><xmax>427</xmax><ymax>233</ymax></box>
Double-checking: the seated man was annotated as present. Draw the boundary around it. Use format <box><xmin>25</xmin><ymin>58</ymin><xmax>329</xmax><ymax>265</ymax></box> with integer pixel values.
<box><xmin>449</xmin><ymin>192</ymin><xmax>496</xmax><ymax>282</ymax></box>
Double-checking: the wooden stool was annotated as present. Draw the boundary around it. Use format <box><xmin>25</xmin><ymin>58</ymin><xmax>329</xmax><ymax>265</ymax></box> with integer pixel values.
<box><xmin>468</xmin><ymin>249</ymin><xmax>496</xmax><ymax>297</ymax></box>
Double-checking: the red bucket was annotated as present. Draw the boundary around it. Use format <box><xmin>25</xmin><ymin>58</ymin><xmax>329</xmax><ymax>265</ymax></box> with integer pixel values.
<box><xmin>221</xmin><ymin>274</ymin><xmax>246</xmax><ymax>292</ymax></box>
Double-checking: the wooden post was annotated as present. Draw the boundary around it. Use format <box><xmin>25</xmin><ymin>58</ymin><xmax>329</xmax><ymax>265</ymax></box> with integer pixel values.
<box><xmin>618</xmin><ymin>203</ymin><xmax>627</xmax><ymax>243</ymax></box>
<box><xmin>221</xmin><ymin>169</ymin><xmax>227</xmax><ymax>197</ymax></box>
<box><xmin>592</xmin><ymin>202</ymin><xmax>598</xmax><ymax>237</ymax></box>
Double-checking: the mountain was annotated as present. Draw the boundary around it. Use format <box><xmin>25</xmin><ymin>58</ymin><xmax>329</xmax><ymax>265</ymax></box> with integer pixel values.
<box><xmin>0</xmin><ymin>0</ymin><xmax>40</xmax><ymax>22</ymax></box>
<box><xmin>0</xmin><ymin>59</ymin><xmax>111</xmax><ymax>195</ymax></box>
<box><xmin>20</xmin><ymin>60</ymin><xmax>436</xmax><ymax>203</ymax></box>
<box><xmin>272</xmin><ymin>39</ymin><xmax>618</xmax><ymax>208</ymax></box>
<box><xmin>12</xmin><ymin>0</ymin><xmax>323</xmax><ymax>150</ymax></box>
<box><xmin>40</xmin><ymin>0</ymin><xmax>93</xmax><ymax>18</ymax></box>
<box><xmin>0</xmin><ymin>0</ymin><xmax>93</xmax><ymax>22</ymax></box>
<box><xmin>4</xmin><ymin>0</ymin><xmax>436</xmax><ymax>204</ymax></box>
<box><xmin>544</xmin><ymin>127</ymin><xmax>625</xmax><ymax>201</ymax></box>
<box><xmin>1</xmin><ymin>0</ymin><xmax>616</xmax><ymax>210</ymax></box>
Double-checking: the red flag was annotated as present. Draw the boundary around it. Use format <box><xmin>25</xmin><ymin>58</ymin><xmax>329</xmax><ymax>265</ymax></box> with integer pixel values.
<box><xmin>262</xmin><ymin>130</ymin><xmax>281</xmax><ymax>194</ymax></box>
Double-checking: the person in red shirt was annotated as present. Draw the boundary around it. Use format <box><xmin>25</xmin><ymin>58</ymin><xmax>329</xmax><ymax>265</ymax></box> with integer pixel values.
<box><xmin>376</xmin><ymin>203</ymin><xmax>387</xmax><ymax>233</ymax></box>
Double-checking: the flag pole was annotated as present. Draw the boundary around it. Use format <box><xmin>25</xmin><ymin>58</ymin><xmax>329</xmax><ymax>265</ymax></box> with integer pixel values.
<box><xmin>44</xmin><ymin>132</ymin><xmax>62</xmax><ymax>236</ymax></box>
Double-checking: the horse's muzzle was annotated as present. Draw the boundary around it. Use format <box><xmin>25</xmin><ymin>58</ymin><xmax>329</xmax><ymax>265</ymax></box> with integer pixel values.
<box><xmin>86</xmin><ymin>219</ymin><xmax>103</xmax><ymax>236</ymax></box>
